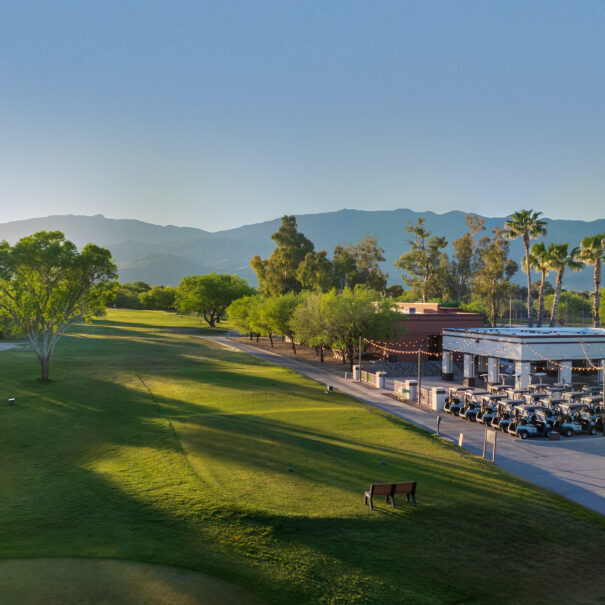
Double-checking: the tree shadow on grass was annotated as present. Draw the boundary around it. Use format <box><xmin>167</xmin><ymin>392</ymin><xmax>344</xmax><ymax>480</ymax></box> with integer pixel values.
<box><xmin>3</xmin><ymin>319</ymin><xmax>605</xmax><ymax>604</ymax></box>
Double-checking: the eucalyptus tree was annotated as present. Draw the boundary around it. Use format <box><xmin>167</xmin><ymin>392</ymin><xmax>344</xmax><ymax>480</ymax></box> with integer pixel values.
<box><xmin>332</xmin><ymin>234</ymin><xmax>388</xmax><ymax>291</ymax></box>
<box><xmin>250</xmin><ymin>215</ymin><xmax>314</xmax><ymax>295</ymax></box>
<box><xmin>0</xmin><ymin>231</ymin><xmax>117</xmax><ymax>380</ymax></box>
<box><xmin>395</xmin><ymin>218</ymin><xmax>448</xmax><ymax>302</ymax></box>
<box><xmin>472</xmin><ymin>228</ymin><xmax>518</xmax><ymax>327</ymax></box>
<box><xmin>579</xmin><ymin>233</ymin><xmax>605</xmax><ymax>328</ymax></box>
<box><xmin>505</xmin><ymin>209</ymin><xmax>547</xmax><ymax>327</ymax></box>
<box><xmin>450</xmin><ymin>215</ymin><xmax>485</xmax><ymax>302</ymax></box>
<box><xmin>296</xmin><ymin>250</ymin><xmax>335</xmax><ymax>292</ymax></box>
<box><xmin>547</xmin><ymin>243</ymin><xmax>582</xmax><ymax>327</ymax></box>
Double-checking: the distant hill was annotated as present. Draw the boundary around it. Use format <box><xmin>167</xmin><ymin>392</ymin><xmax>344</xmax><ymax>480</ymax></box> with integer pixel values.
<box><xmin>1</xmin><ymin>210</ymin><xmax>604</xmax><ymax>290</ymax></box>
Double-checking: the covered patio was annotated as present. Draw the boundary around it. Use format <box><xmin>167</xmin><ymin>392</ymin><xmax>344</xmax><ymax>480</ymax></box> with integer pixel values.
<box><xmin>442</xmin><ymin>327</ymin><xmax>605</xmax><ymax>390</ymax></box>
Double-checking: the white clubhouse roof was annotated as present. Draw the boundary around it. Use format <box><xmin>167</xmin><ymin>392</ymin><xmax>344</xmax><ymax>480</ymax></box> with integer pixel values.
<box><xmin>443</xmin><ymin>326</ymin><xmax>605</xmax><ymax>362</ymax></box>
<box><xmin>446</xmin><ymin>327</ymin><xmax>605</xmax><ymax>338</ymax></box>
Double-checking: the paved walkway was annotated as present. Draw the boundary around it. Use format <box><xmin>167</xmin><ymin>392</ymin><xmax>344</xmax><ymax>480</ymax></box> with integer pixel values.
<box><xmin>206</xmin><ymin>336</ymin><xmax>605</xmax><ymax>516</ymax></box>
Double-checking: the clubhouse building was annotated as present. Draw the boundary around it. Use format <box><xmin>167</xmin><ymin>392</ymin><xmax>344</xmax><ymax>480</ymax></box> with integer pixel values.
<box><xmin>442</xmin><ymin>327</ymin><xmax>605</xmax><ymax>388</ymax></box>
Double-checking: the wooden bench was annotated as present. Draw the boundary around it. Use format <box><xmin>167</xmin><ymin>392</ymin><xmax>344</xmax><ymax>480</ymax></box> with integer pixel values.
<box><xmin>364</xmin><ymin>481</ymin><xmax>417</xmax><ymax>510</ymax></box>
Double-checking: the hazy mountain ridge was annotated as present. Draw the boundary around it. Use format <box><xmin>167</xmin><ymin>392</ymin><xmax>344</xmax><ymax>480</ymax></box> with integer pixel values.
<box><xmin>1</xmin><ymin>210</ymin><xmax>604</xmax><ymax>290</ymax></box>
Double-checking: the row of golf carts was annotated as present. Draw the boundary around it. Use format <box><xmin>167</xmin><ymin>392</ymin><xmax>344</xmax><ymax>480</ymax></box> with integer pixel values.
<box><xmin>444</xmin><ymin>383</ymin><xmax>604</xmax><ymax>439</ymax></box>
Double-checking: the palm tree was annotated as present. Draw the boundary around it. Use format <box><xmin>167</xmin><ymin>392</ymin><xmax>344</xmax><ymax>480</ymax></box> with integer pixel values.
<box><xmin>526</xmin><ymin>242</ymin><xmax>550</xmax><ymax>327</ymax></box>
<box><xmin>505</xmin><ymin>210</ymin><xmax>547</xmax><ymax>327</ymax></box>
<box><xmin>547</xmin><ymin>243</ymin><xmax>582</xmax><ymax>327</ymax></box>
<box><xmin>579</xmin><ymin>234</ymin><xmax>605</xmax><ymax>328</ymax></box>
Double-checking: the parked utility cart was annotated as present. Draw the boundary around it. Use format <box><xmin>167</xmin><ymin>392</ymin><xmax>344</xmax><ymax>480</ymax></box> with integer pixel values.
<box><xmin>558</xmin><ymin>404</ymin><xmax>598</xmax><ymax>436</ymax></box>
<box><xmin>445</xmin><ymin>387</ymin><xmax>469</xmax><ymax>416</ymax></box>
<box><xmin>491</xmin><ymin>400</ymin><xmax>521</xmax><ymax>433</ymax></box>
<box><xmin>508</xmin><ymin>405</ymin><xmax>553</xmax><ymax>439</ymax></box>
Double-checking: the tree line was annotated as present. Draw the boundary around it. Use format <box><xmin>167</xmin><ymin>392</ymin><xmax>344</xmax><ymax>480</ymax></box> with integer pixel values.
<box><xmin>1</xmin><ymin>211</ymin><xmax>603</xmax><ymax>381</ymax></box>
<box><xmin>227</xmin><ymin>287</ymin><xmax>401</xmax><ymax>369</ymax></box>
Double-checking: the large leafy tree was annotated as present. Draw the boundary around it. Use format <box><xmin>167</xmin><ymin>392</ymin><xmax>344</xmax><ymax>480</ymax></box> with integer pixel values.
<box><xmin>290</xmin><ymin>292</ymin><xmax>332</xmax><ymax>361</ymax></box>
<box><xmin>296</xmin><ymin>250</ymin><xmax>336</xmax><ymax>291</ymax></box>
<box><xmin>504</xmin><ymin>209</ymin><xmax>547</xmax><ymax>327</ymax></box>
<box><xmin>139</xmin><ymin>285</ymin><xmax>177</xmax><ymax>310</ymax></box>
<box><xmin>0</xmin><ymin>231</ymin><xmax>117</xmax><ymax>380</ymax></box>
<box><xmin>450</xmin><ymin>216</ymin><xmax>485</xmax><ymax>302</ymax></box>
<box><xmin>579</xmin><ymin>234</ymin><xmax>605</xmax><ymax>328</ymax></box>
<box><xmin>262</xmin><ymin>292</ymin><xmax>302</xmax><ymax>353</ymax></box>
<box><xmin>250</xmin><ymin>216</ymin><xmax>314</xmax><ymax>296</ymax></box>
<box><xmin>394</xmin><ymin>219</ymin><xmax>447</xmax><ymax>302</ymax></box>
<box><xmin>176</xmin><ymin>273</ymin><xmax>254</xmax><ymax>327</ymax></box>
<box><xmin>333</xmin><ymin>235</ymin><xmax>388</xmax><ymax>291</ymax></box>
<box><xmin>320</xmin><ymin>286</ymin><xmax>400</xmax><ymax>370</ymax></box>
<box><xmin>472</xmin><ymin>228</ymin><xmax>518</xmax><ymax>326</ymax></box>
<box><xmin>547</xmin><ymin>243</ymin><xmax>582</xmax><ymax>327</ymax></box>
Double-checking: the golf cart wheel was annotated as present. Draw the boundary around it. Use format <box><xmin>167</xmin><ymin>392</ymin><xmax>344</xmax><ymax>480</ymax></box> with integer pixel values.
<box><xmin>564</xmin><ymin>428</ymin><xmax>573</xmax><ymax>437</ymax></box>
<box><xmin>590</xmin><ymin>427</ymin><xmax>597</xmax><ymax>436</ymax></box>
<box><xmin>519</xmin><ymin>431</ymin><xmax>528</xmax><ymax>440</ymax></box>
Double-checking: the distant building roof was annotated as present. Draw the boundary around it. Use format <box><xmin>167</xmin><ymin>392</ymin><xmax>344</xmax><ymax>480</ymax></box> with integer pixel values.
<box><xmin>392</xmin><ymin>302</ymin><xmax>472</xmax><ymax>315</ymax></box>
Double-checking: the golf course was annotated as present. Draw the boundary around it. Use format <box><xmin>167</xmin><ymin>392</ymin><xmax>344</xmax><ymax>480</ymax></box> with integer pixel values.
<box><xmin>1</xmin><ymin>309</ymin><xmax>605</xmax><ymax>604</ymax></box>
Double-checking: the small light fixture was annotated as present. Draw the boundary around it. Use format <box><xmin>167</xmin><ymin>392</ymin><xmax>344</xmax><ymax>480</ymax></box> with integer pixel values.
<box><xmin>8</xmin><ymin>398</ymin><xmax>15</xmax><ymax>405</ymax></box>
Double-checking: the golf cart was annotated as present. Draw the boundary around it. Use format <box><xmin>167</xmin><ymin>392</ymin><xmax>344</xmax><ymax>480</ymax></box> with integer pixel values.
<box><xmin>477</xmin><ymin>394</ymin><xmax>507</xmax><ymax>425</ymax></box>
<box><xmin>523</xmin><ymin>392</ymin><xmax>548</xmax><ymax>405</ymax></box>
<box><xmin>445</xmin><ymin>387</ymin><xmax>469</xmax><ymax>416</ymax></box>
<box><xmin>508</xmin><ymin>405</ymin><xmax>550</xmax><ymax>439</ymax></box>
<box><xmin>491</xmin><ymin>400</ymin><xmax>520</xmax><ymax>433</ymax></box>
<box><xmin>558</xmin><ymin>404</ymin><xmax>598</xmax><ymax>436</ymax></box>
<box><xmin>459</xmin><ymin>390</ymin><xmax>490</xmax><ymax>422</ymax></box>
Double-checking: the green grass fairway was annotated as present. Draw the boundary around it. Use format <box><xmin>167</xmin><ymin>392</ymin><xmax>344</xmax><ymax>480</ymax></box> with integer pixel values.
<box><xmin>1</xmin><ymin>310</ymin><xmax>605</xmax><ymax>604</ymax></box>
<box><xmin>0</xmin><ymin>558</ymin><xmax>264</xmax><ymax>605</ymax></box>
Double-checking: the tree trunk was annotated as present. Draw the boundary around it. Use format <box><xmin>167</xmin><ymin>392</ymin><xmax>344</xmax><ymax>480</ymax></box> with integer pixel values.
<box><xmin>550</xmin><ymin>268</ymin><xmax>564</xmax><ymax>327</ymax></box>
<box><xmin>256</xmin><ymin>333</ymin><xmax>260</xmax><ymax>343</ymax></box>
<box><xmin>268</xmin><ymin>333</ymin><xmax>273</xmax><ymax>347</ymax></box>
<box><xmin>537</xmin><ymin>270</ymin><xmax>546</xmax><ymax>327</ymax></box>
<box><xmin>524</xmin><ymin>234</ymin><xmax>533</xmax><ymax>327</ymax></box>
<box><xmin>40</xmin><ymin>357</ymin><xmax>51</xmax><ymax>381</ymax></box>
<box><xmin>347</xmin><ymin>345</ymin><xmax>354</xmax><ymax>371</ymax></box>
<box><xmin>593</xmin><ymin>260</ymin><xmax>601</xmax><ymax>328</ymax></box>
<box><xmin>249</xmin><ymin>331</ymin><xmax>253</xmax><ymax>340</ymax></box>
<box><xmin>319</xmin><ymin>346</ymin><xmax>324</xmax><ymax>362</ymax></box>
<box><xmin>491</xmin><ymin>292</ymin><xmax>497</xmax><ymax>327</ymax></box>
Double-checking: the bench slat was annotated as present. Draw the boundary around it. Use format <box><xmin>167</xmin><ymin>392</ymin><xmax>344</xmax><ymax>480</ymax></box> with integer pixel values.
<box><xmin>365</xmin><ymin>481</ymin><xmax>417</xmax><ymax>509</ymax></box>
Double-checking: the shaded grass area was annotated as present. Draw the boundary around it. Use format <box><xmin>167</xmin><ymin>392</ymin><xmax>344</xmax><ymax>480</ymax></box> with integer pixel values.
<box><xmin>0</xmin><ymin>558</ymin><xmax>264</xmax><ymax>605</ymax></box>
<box><xmin>1</xmin><ymin>309</ymin><xmax>605</xmax><ymax>604</ymax></box>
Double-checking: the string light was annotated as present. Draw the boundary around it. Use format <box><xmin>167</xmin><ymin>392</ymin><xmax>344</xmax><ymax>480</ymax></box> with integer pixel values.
<box><xmin>365</xmin><ymin>336</ymin><xmax>605</xmax><ymax>373</ymax></box>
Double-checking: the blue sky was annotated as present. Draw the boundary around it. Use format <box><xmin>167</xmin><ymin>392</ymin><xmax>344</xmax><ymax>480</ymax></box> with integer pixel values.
<box><xmin>1</xmin><ymin>1</ymin><xmax>604</xmax><ymax>231</ymax></box>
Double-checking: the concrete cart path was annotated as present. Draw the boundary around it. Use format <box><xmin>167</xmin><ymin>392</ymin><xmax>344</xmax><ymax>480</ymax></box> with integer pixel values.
<box><xmin>205</xmin><ymin>336</ymin><xmax>605</xmax><ymax>516</ymax></box>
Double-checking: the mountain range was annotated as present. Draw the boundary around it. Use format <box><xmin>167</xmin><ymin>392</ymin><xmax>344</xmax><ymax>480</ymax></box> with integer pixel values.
<box><xmin>1</xmin><ymin>210</ymin><xmax>604</xmax><ymax>290</ymax></box>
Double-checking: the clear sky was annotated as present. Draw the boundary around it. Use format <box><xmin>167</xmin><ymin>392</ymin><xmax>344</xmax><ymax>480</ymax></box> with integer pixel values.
<box><xmin>1</xmin><ymin>1</ymin><xmax>604</xmax><ymax>231</ymax></box>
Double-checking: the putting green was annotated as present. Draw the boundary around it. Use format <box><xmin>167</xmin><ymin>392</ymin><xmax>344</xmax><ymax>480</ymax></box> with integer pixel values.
<box><xmin>0</xmin><ymin>558</ymin><xmax>265</xmax><ymax>605</ymax></box>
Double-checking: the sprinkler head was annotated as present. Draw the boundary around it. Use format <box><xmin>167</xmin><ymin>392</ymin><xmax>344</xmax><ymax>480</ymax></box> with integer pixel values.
<box><xmin>8</xmin><ymin>398</ymin><xmax>15</xmax><ymax>406</ymax></box>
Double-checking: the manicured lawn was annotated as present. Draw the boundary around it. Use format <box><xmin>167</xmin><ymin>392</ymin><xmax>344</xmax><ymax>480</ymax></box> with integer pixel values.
<box><xmin>1</xmin><ymin>309</ymin><xmax>604</xmax><ymax>604</ymax></box>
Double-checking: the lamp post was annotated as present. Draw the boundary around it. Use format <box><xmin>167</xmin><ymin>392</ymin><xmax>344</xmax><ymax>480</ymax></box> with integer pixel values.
<box><xmin>417</xmin><ymin>349</ymin><xmax>422</xmax><ymax>404</ymax></box>
<box><xmin>358</xmin><ymin>336</ymin><xmax>362</xmax><ymax>383</ymax></box>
